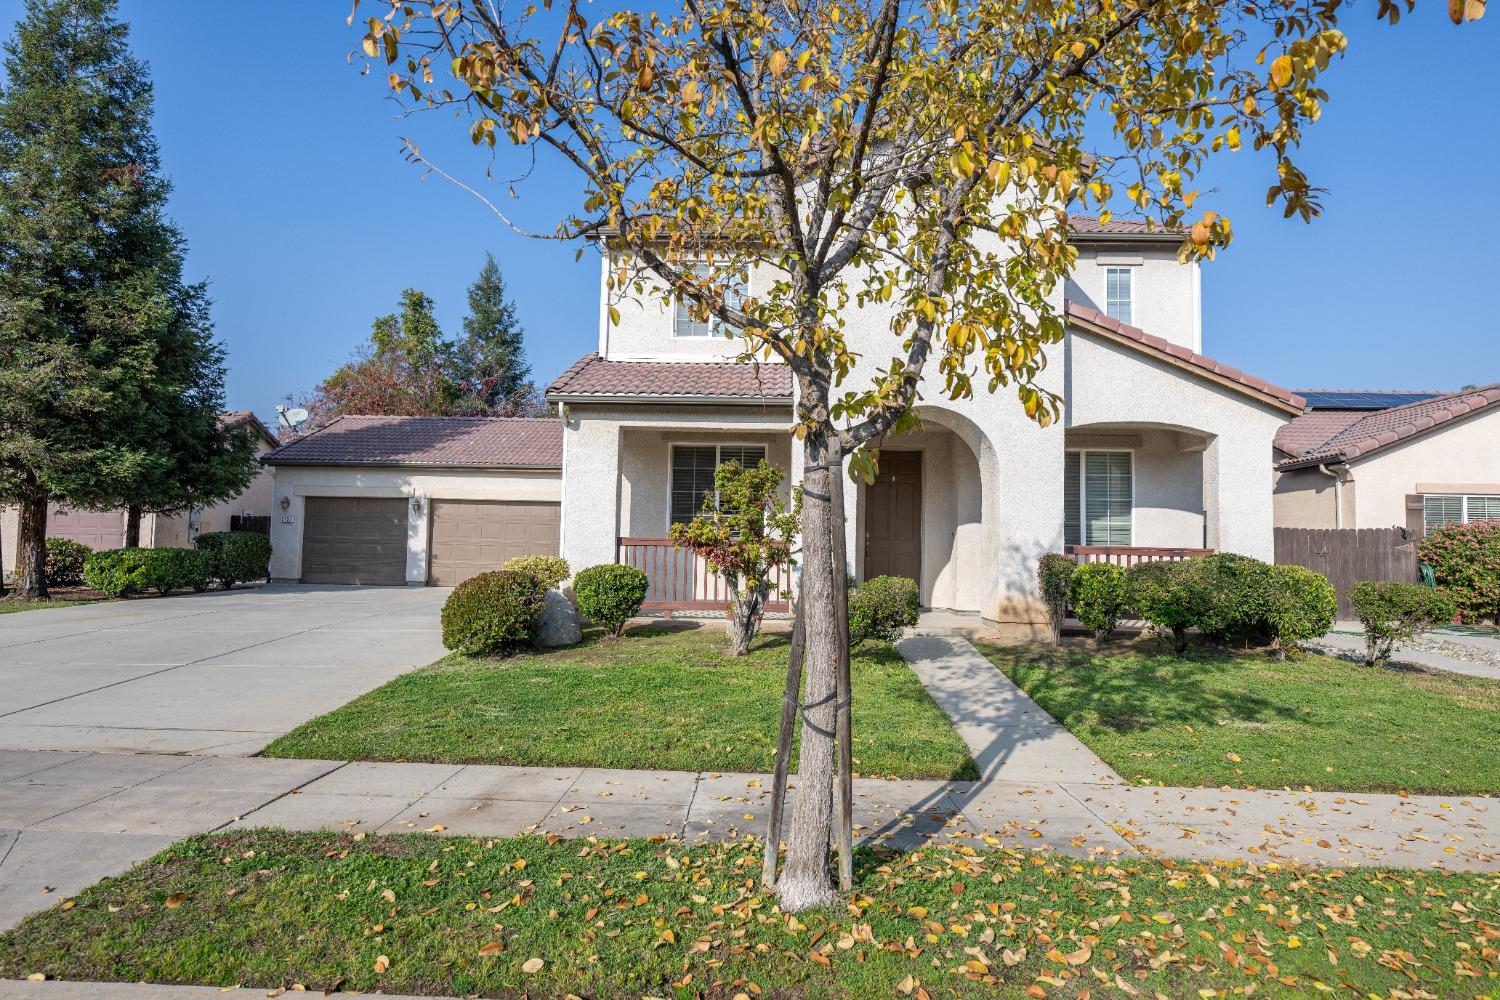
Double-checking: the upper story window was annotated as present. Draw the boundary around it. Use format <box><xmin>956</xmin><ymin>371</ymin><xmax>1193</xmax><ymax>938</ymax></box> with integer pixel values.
<box><xmin>674</xmin><ymin>264</ymin><xmax>746</xmax><ymax>338</ymax></box>
<box><xmin>1064</xmin><ymin>450</ymin><xmax>1133</xmax><ymax>546</ymax></box>
<box><xmin>1105</xmin><ymin>267</ymin><xmax>1133</xmax><ymax>325</ymax></box>
<box><xmin>1424</xmin><ymin>494</ymin><xmax>1500</xmax><ymax>533</ymax></box>
<box><xmin>670</xmin><ymin>443</ymin><xmax>767</xmax><ymax>525</ymax></box>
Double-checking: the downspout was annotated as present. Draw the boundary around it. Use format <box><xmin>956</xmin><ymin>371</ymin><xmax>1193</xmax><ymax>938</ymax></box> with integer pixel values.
<box><xmin>1316</xmin><ymin>462</ymin><xmax>1350</xmax><ymax>528</ymax></box>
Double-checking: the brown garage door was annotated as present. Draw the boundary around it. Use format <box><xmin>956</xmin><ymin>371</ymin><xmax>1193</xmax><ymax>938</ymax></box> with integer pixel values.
<box><xmin>428</xmin><ymin>500</ymin><xmax>560</xmax><ymax>587</ymax></box>
<box><xmin>48</xmin><ymin>505</ymin><xmax>124</xmax><ymax>550</ymax></box>
<box><xmin>300</xmin><ymin>497</ymin><xmax>408</xmax><ymax>585</ymax></box>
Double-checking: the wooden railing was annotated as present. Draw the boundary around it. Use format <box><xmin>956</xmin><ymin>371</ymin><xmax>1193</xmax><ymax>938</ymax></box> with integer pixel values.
<box><xmin>1067</xmin><ymin>545</ymin><xmax>1213</xmax><ymax>569</ymax></box>
<box><xmin>618</xmin><ymin>537</ymin><xmax>792</xmax><ymax>613</ymax></box>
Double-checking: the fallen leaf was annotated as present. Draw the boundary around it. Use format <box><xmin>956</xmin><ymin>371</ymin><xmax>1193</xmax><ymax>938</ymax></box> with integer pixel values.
<box><xmin>373</xmin><ymin>954</ymin><xmax>390</xmax><ymax>974</ymax></box>
<box><xmin>164</xmin><ymin>893</ymin><xmax>186</xmax><ymax>909</ymax></box>
<box><xmin>478</xmin><ymin>941</ymin><xmax>505</xmax><ymax>957</ymax></box>
<box><xmin>522</xmin><ymin>957</ymin><xmax>545</xmax><ymax>974</ymax></box>
<box><xmin>381</xmin><ymin>888</ymin><xmax>396</xmax><ymax>904</ymax></box>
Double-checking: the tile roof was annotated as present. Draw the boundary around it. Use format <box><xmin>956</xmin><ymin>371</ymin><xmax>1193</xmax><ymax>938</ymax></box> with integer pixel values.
<box><xmin>1274</xmin><ymin>410</ymin><xmax>1364</xmax><ymax>459</ymax></box>
<box><xmin>1276</xmin><ymin>383</ymin><xmax>1500</xmax><ymax>468</ymax></box>
<box><xmin>262</xmin><ymin>415</ymin><xmax>563</xmax><ymax>469</ymax></box>
<box><xmin>1069</xmin><ymin>216</ymin><xmax>1185</xmax><ymax>238</ymax></box>
<box><xmin>1063</xmin><ymin>300</ymin><xmax>1306</xmax><ymax>414</ymax></box>
<box><xmin>1297</xmin><ymin>389</ymin><xmax>1446</xmax><ymax>411</ymax></box>
<box><xmin>547</xmin><ymin>353</ymin><xmax>794</xmax><ymax>402</ymax></box>
<box><xmin>218</xmin><ymin>410</ymin><xmax>278</xmax><ymax>448</ymax></box>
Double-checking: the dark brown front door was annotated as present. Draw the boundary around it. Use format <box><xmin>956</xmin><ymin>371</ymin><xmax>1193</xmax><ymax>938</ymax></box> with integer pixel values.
<box><xmin>864</xmin><ymin>451</ymin><xmax>922</xmax><ymax>582</ymax></box>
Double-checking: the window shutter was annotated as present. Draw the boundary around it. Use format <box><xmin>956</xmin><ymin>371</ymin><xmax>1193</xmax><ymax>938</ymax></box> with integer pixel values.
<box><xmin>1063</xmin><ymin>453</ymin><xmax>1081</xmax><ymax>547</ymax></box>
<box><xmin>1405</xmin><ymin>494</ymin><xmax>1425</xmax><ymax>539</ymax></box>
<box><xmin>1084</xmin><ymin>452</ymin><xmax>1132</xmax><ymax>545</ymax></box>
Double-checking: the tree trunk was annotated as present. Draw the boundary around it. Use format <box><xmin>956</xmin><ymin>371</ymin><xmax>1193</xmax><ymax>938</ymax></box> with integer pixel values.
<box><xmin>124</xmin><ymin>505</ymin><xmax>142</xmax><ymax>548</ymax></box>
<box><xmin>14</xmin><ymin>492</ymin><xmax>49</xmax><ymax>600</ymax></box>
<box><xmin>725</xmin><ymin>579</ymin><xmax>768</xmax><ymax>656</ymax></box>
<box><xmin>774</xmin><ymin>429</ymin><xmax>845</xmax><ymax>912</ymax></box>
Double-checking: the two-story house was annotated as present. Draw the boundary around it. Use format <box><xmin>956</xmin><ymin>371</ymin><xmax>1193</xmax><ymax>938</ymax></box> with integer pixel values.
<box><xmin>546</xmin><ymin>219</ymin><xmax>1305</xmax><ymax>637</ymax></box>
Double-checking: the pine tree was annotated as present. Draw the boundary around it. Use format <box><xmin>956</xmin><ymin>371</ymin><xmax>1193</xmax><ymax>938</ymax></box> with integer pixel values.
<box><xmin>0</xmin><ymin>0</ymin><xmax>252</xmax><ymax>595</ymax></box>
<box><xmin>459</xmin><ymin>253</ymin><xmax>531</xmax><ymax>410</ymax></box>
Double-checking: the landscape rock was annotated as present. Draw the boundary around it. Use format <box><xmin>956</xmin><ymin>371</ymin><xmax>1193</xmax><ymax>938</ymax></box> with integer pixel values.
<box><xmin>535</xmin><ymin>588</ymin><xmax>582</xmax><ymax>647</ymax></box>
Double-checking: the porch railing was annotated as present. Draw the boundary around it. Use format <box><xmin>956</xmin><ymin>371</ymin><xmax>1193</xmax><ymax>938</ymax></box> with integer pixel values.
<box><xmin>1067</xmin><ymin>545</ymin><xmax>1213</xmax><ymax>569</ymax></box>
<box><xmin>618</xmin><ymin>537</ymin><xmax>792</xmax><ymax>613</ymax></box>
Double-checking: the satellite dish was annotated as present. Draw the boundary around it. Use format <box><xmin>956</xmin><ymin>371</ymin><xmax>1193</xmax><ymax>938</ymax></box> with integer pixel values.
<box><xmin>276</xmin><ymin>406</ymin><xmax>310</xmax><ymax>431</ymax></box>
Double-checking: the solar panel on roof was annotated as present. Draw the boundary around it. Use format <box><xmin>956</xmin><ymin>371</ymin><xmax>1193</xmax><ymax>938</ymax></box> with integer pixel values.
<box><xmin>1298</xmin><ymin>390</ymin><xmax>1445</xmax><ymax>410</ymax></box>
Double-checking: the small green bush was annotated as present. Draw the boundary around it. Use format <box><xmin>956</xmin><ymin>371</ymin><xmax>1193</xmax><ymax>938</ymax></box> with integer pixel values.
<box><xmin>573</xmin><ymin>563</ymin><xmax>650</xmax><ymax>638</ymax></box>
<box><xmin>82</xmin><ymin>547</ymin><xmax>213</xmax><ymax>597</ymax></box>
<box><xmin>849</xmin><ymin>575</ymin><xmax>920</xmax><ymax>644</ymax></box>
<box><xmin>440</xmin><ymin>569</ymin><xmax>547</xmax><ymax>656</ymax></box>
<box><xmin>1037</xmin><ymin>553</ymin><xmax>1076</xmax><ymax>644</ymax></box>
<box><xmin>1350</xmin><ymin>580</ymin><xmax>1457</xmax><ymax>667</ymax></box>
<box><xmin>1128</xmin><ymin>559</ymin><xmax>1211</xmax><ymax>654</ymax></box>
<box><xmin>1418</xmin><ymin>519</ymin><xmax>1500</xmax><ymax>623</ymax></box>
<box><xmin>195</xmin><ymin>531</ymin><xmax>271</xmax><ymax>590</ymax></box>
<box><xmin>1069</xmin><ymin>562</ymin><xmax>1131</xmax><ymax>644</ymax></box>
<box><xmin>1263</xmin><ymin>564</ymin><xmax>1338</xmax><ymax>657</ymax></box>
<box><xmin>1195</xmin><ymin>552</ymin><xmax>1277</xmax><ymax>643</ymax></box>
<box><xmin>44</xmin><ymin>537</ymin><xmax>92</xmax><ymax>587</ymax></box>
<box><xmin>501</xmin><ymin>555</ymin><xmax>570</xmax><ymax>592</ymax></box>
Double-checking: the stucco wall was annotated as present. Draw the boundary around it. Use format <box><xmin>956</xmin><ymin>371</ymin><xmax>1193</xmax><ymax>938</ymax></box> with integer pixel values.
<box><xmin>1063</xmin><ymin>246</ymin><xmax>1201</xmax><ymax>352</ymax></box>
<box><xmin>599</xmin><ymin>255</ymin><xmax>775</xmax><ymax>361</ymax></box>
<box><xmin>1272</xmin><ymin>466</ymin><xmax>1356</xmax><ymax>530</ymax></box>
<box><xmin>1347</xmin><ymin>408</ymin><xmax>1500</xmax><ymax>529</ymax></box>
<box><xmin>1065</xmin><ymin>330</ymin><xmax>1287</xmax><ymax>561</ymax></box>
<box><xmin>267</xmin><ymin>465</ymin><xmax>561</xmax><ymax>583</ymax></box>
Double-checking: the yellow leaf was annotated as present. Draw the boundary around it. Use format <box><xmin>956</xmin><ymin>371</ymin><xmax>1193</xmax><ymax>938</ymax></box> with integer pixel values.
<box><xmin>1226</xmin><ymin>752</ymin><xmax>1241</xmax><ymax>763</ymax></box>
<box><xmin>768</xmin><ymin>50</ymin><xmax>788</xmax><ymax>77</ymax></box>
<box><xmin>381</xmin><ymin>888</ymin><xmax>396</xmax><ymax>903</ymax></box>
<box><xmin>164</xmin><ymin>893</ymin><xmax>186</xmax><ymax>909</ymax></box>
<box><xmin>373</xmin><ymin>955</ymin><xmax>390</xmax><ymax>974</ymax></box>
<box><xmin>522</xmin><ymin>957</ymin><xmax>545</xmax><ymax>974</ymax></box>
<box><xmin>607</xmin><ymin>305</ymin><xmax>621</xmax><ymax>326</ymax></box>
<box><xmin>1270</xmin><ymin>55</ymin><xmax>1293</xmax><ymax>88</ymax></box>
<box><xmin>478</xmin><ymin>941</ymin><xmax>505</xmax><ymax>957</ymax></box>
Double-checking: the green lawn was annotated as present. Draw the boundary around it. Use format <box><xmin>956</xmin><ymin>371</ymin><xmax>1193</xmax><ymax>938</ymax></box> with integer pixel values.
<box><xmin>264</xmin><ymin>623</ymin><xmax>978</xmax><ymax>780</ymax></box>
<box><xmin>977</xmin><ymin>639</ymin><xmax>1500</xmax><ymax>795</ymax></box>
<box><xmin>0</xmin><ymin>597</ymin><xmax>98</xmax><ymax>613</ymax></box>
<box><xmin>2</xmin><ymin>829</ymin><xmax>1494</xmax><ymax>999</ymax></box>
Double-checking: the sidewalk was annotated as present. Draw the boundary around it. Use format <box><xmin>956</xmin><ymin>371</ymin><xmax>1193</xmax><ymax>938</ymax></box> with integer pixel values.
<box><xmin>1311</xmin><ymin>625</ymin><xmax>1500</xmax><ymax>680</ymax></box>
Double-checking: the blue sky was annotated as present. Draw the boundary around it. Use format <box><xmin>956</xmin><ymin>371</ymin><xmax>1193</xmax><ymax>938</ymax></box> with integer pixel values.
<box><xmin>2</xmin><ymin>2</ymin><xmax>1494</xmax><ymax>419</ymax></box>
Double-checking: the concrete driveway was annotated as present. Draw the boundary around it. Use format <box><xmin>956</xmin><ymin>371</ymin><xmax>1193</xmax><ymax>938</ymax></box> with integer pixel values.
<box><xmin>0</xmin><ymin>585</ymin><xmax>447</xmax><ymax>755</ymax></box>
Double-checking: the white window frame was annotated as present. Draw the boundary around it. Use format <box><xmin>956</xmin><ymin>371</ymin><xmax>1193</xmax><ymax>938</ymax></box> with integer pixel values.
<box><xmin>1424</xmin><ymin>493</ymin><xmax>1500</xmax><ymax>532</ymax></box>
<box><xmin>1104</xmin><ymin>266</ymin><xmax>1133</xmax><ymax>325</ymax></box>
<box><xmin>1065</xmin><ymin>449</ymin><xmax>1136</xmax><ymax>547</ymax></box>
<box><xmin>668</xmin><ymin>441</ymin><xmax>768</xmax><ymax>529</ymax></box>
<box><xmin>673</xmin><ymin>264</ymin><xmax>747</xmax><ymax>339</ymax></box>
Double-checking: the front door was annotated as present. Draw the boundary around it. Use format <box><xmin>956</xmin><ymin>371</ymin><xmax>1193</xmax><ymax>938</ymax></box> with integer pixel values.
<box><xmin>864</xmin><ymin>451</ymin><xmax>922</xmax><ymax>582</ymax></box>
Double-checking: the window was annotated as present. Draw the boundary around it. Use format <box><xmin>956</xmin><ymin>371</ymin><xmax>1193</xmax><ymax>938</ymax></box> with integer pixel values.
<box><xmin>1424</xmin><ymin>494</ymin><xmax>1500</xmax><ymax>532</ymax></box>
<box><xmin>1063</xmin><ymin>451</ymin><xmax>1133</xmax><ymax>546</ymax></box>
<box><xmin>670</xmin><ymin>443</ymin><xmax>767</xmax><ymax>524</ymax></box>
<box><xmin>1105</xmin><ymin>267</ymin><xmax>1133</xmax><ymax>324</ymax></box>
<box><xmin>674</xmin><ymin>264</ymin><xmax>746</xmax><ymax>338</ymax></box>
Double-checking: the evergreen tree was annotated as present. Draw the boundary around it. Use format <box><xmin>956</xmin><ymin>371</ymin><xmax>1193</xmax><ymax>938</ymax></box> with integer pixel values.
<box><xmin>371</xmin><ymin>288</ymin><xmax>445</xmax><ymax>366</ymax></box>
<box><xmin>459</xmin><ymin>253</ymin><xmax>531</xmax><ymax>411</ymax></box>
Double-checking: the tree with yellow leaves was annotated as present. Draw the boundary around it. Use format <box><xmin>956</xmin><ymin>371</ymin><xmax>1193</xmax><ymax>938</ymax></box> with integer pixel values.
<box><xmin>354</xmin><ymin>0</ymin><xmax>1484</xmax><ymax>911</ymax></box>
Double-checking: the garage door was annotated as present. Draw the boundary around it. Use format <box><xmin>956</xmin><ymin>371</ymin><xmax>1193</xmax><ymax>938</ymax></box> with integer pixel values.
<box><xmin>428</xmin><ymin>500</ymin><xmax>560</xmax><ymax>587</ymax></box>
<box><xmin>48</xmin><ymin>505</ymin><xmax>124</xmax><ymax>550</ymax></box>
<box><xmin>300</xmin><ymin>497</ymin><xmax>408</xmax><ymax>585</ymax></box>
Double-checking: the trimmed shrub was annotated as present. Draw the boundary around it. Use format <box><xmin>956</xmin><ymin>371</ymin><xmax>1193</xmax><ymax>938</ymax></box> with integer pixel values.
<box><xmin>440</xmin><ymin>569</ymin><xmax>547</xmax><ymax>656</ymax></box>
<box><xmin>1194</xmin><ymin>552</ymin><xmax>1277</xmax><ymax>643</ymax></box>
<box><xmin>573</xmin><ymin>563</ymin><xmax>650</xmax><ymax>638</ymax></box>
<box><xmin>82</xmin><ymin>547</ymin><xmax>213</xmax><ymax>597</ymax></box>
<box><xmin>1262</xmin><ymin>564</ymin><xmax>1337</xmax><ymax>658</ymax></box>
<box><xmin>1418</xmin><ymin>519</ymin><xmax>1500</xmax><ymax>624</ymax></box>
<box><xmin>1069</xmin><ymin>562</ymin><xmax>1130</xmax><ymax>644</ymax></box>
<box><xmin>195</xmin><ymin>531</ymin><xmax>271</xmax><ymax>590</ymax></box>
<box><xmin>1128</xmin><ymin>559</ymin><xmax>1211</xmax><ymax>654</ymax></box>
<box><xmin>1350</xmin><ymin>580</ymin><xmax>1457</xmax><ymax>668</ymax></box>
<box><xmin>44</xmin><ymin>537</ymin><xmax>91</xmax><ymax>587</ymax></box>
<box><xmin>849</xmin><ymin>575</ymin><xmax>920</xmax><ymax>644</ymax></box>
<box><xmin>501</xmin><ymin>555</ymin><xmax>571</xmax><ymax>592</ymax></box>
<box><xmin>1037</xmin><ymin>553</ymin><xmax>1075</xmax><ymax>645</ymax></box>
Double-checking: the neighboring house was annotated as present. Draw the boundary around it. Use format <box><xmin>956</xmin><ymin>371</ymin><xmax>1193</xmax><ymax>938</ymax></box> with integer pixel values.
<box><xmin>1274</xmin><ymin>385</ymin><xmax>1500</xmax><ymax>536</ymax></box>
<box><xmin>0</xmin><ymin>411</ymin><xmax>279</xmax><ymax>564</ymax></box>
<box><xmin>261</xmin><ymin>415</ymin><xmax>562</xmax><ymax>586</ymax></box>
<box><xmin>547</xmin><ymin>219</ymin><xmax>1305</xmax><ymax>636</ymax></box>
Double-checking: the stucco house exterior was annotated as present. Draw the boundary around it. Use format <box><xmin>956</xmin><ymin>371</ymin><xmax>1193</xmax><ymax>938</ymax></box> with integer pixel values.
<box><xmin>548</xmin><ymin>219</ymin><xmax>1306</xmax><ymax>636</ymax></box>
<box><xmin>1273</xmin><ymin>385</ymin><xmax>1500</xmax><ymax>537</ymax></box>
<box><xmin>1</xmin><ymin>411</ymin><xmax>279</xmax><ymax>564</ymax></box>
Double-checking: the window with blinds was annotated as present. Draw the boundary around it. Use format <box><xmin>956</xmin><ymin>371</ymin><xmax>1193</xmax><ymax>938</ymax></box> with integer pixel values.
<box><xmin>1105</xmin><ymin>267</ymin><xmax>1133</xmax><ymax>324</ymax></box>
<box><xmin>1424</xmin><ymin>493</ymin><xmax>1500</xmax><ymax>532</ymax></box>
<box><xmin>669</xmin><ymin>444</ymin><xmax>767</xmax><ymax>525</ymax></box>
<box><xmin>674</xmin><ymin>264</ymin><xmax>746</xmax><ymax>338</ymax></box>
<box><xmin>1064</xmin><ymin>451</ymin><xmax>1133</xmax><ymax>546</ymax></box>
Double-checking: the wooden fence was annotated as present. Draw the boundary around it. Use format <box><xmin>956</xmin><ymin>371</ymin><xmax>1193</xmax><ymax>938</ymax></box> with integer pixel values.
<box><xmin>229</xmin><ymin>514</ymin><xmax>271</xmax><ymax>535</ymax></box>
<box><xmin>1067</xmin><ymin>545</ymin><xmax>1213</xmax><ymax>569</ymax></box>
<box><xmin>1273</xmin><ymin>527</ymin><xmax>1418</xmax><ymax>618</ymax></box>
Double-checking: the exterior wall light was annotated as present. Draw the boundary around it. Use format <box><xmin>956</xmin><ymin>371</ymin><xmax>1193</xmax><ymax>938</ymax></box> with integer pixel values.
<box><xmin>411</xmin><ymin>496</ymin><xmax>423</xmax><ymax>514</ymax></box>
<box><xmin>279</xmin><ymin>495</ymin><xmax>291</xmax><ymax>513</ymax></box>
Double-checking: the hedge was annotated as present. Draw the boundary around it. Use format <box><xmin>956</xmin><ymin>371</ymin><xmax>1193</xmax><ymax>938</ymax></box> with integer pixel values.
<box><xmin>195</xmin><ymin>531</ymin><xmax>271</xmax><ymax>590</ymax></box>
<box><xmin>440</xmin><ymin>569</ymin><xmax>547</xmax><ymax>656</ymax></box>
<box><xmin>573</xmin><ymin>563</ymin><xmax>650</xmax><ymax>638</ymax></box>
<box><xmin>1069</xmin><ymin>562</ymin><xmax>1130</xmax><ymax>644</ymax></box>
<box><xmin>44</xmin><ymin>537</ymin><xmax>91</xmax><ymax>587</ymax></box>
<box><xmin>1350</xmin><ymin>580</ymin><xmax>1457</xmax><ymax>668</ymax></box>
<box><xmin>501</xmin><ymin>555</ymin><xmax>571</xmax><ymax>592</ymax></box>
<box><xmin>83</xmin><ymin>547</ymin><xmax>213</xmax><ymax>597</ymax></box>
<box><xmin>1417</xmin><ymin>519</ymin><xmax>1500</xmax><ymax>624</ymax></box>
<box><xmin>1262</xmin><ymin>564</ymin><xmax>1338</xmax><ymax>657</ymax></box>
<box><xmin>1037</xmin><ymin>553</ymin><xmax>1076</xmax><ymax>645</ymax></box>
<box><xmin>1128</xmin><ymin>559</ymin><xmax>1209</xmax><ymax>654</ymax></box>
<box><xmin>849</xmin><ymin>575</ymin><xmax>920</xmax><ymax>644</ymax></box>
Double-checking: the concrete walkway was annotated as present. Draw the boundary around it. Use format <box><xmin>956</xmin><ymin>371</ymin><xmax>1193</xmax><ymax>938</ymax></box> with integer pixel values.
<box><xmin>0</xmin><ymin>586</ymin><xmax>447</xmax><ymax>755</ymax></box>
<box><xmin>1310</xmin><ymin>626</ymin><xmax>1500</xmax><ymax>680</ymax></box>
